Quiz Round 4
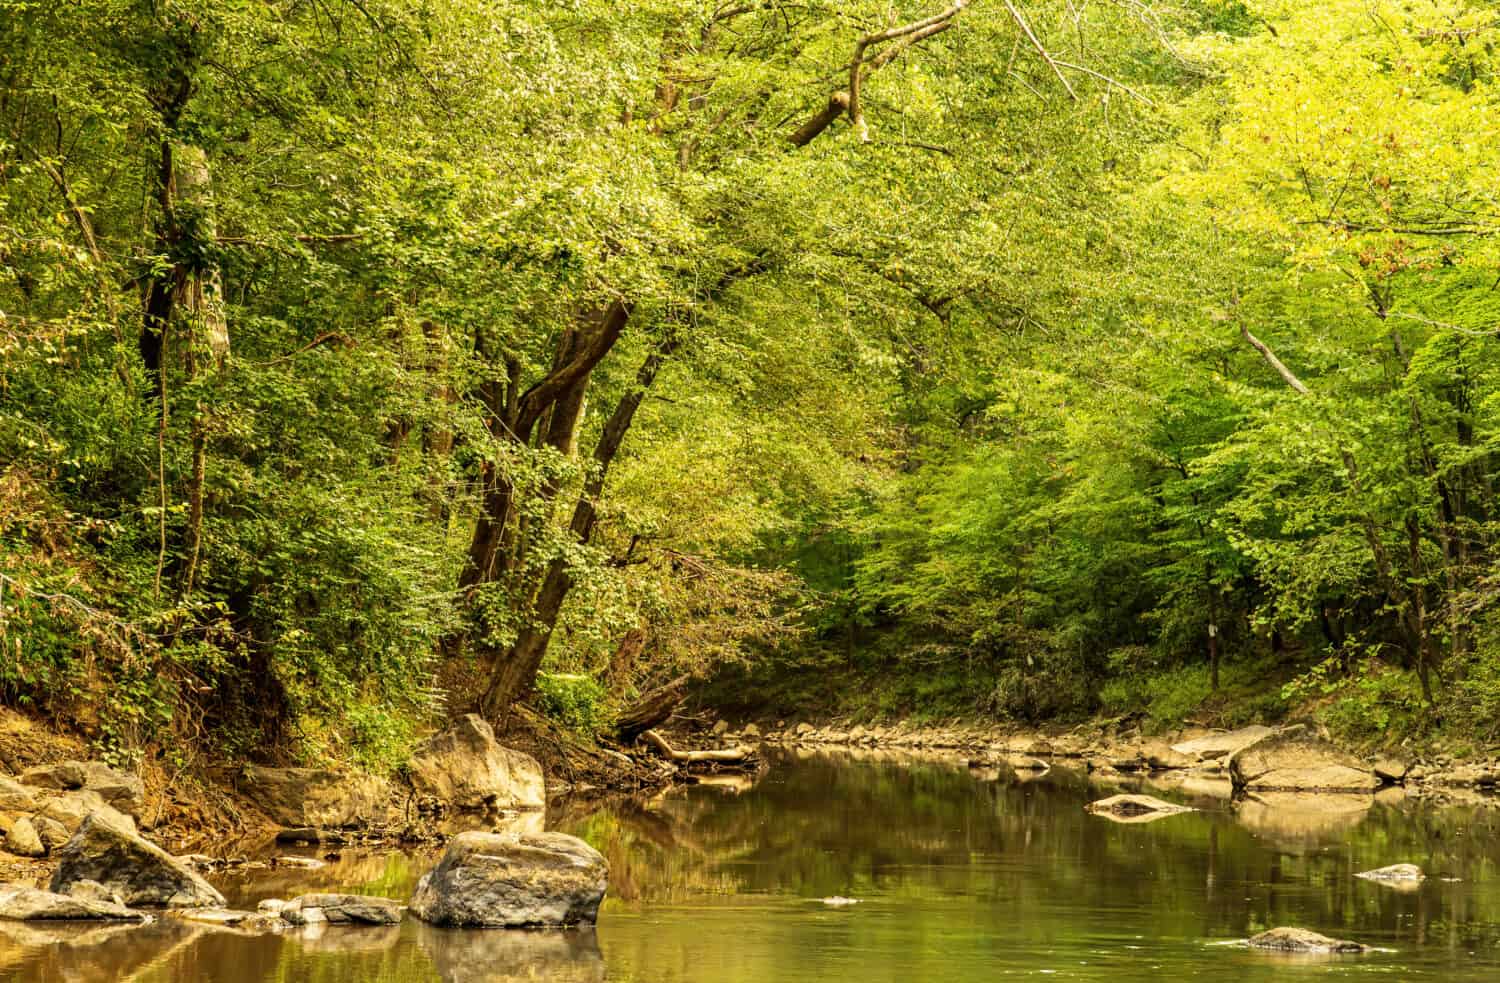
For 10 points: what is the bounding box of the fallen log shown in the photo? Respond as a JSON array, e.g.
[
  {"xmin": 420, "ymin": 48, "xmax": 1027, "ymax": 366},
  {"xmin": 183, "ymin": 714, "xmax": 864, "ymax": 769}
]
[
  {"xmin": 640, "ymin": 730, "xmax": 752, "ymax": 764},
  {"xmin": 614, "ymin": 677, "xmax": 690, "ymax": 742}
]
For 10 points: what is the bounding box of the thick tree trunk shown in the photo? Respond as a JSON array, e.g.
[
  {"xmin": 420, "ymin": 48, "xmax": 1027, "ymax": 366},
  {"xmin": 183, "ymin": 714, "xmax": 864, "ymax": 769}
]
[{"xmin": 614, "ymin": 676, "xmax": 688, "ymax": 742}]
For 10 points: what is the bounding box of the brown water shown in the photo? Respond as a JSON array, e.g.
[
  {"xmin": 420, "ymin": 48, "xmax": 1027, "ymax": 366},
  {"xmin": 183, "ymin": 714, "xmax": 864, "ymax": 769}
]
[{"xmin": 6, "ymin": 749, "xmax": 1500, "ymax": 981}]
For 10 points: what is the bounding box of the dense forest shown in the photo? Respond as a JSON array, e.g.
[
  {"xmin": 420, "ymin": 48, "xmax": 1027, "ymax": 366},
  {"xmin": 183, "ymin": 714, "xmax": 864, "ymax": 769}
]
[{"xmin": 2, "ymin": 0, "xmax": 1498, "ymax": 771}]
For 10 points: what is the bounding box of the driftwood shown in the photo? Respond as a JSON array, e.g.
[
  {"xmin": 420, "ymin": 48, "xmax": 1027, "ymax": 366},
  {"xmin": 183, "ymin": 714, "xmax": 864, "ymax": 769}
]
[
  {"xmin": 614, "ymin": 676, "xmax": 689, "ymax": 742},
  {"xmin": 640, "ymin": 729, "xmax": 752, "ymax": 764}
]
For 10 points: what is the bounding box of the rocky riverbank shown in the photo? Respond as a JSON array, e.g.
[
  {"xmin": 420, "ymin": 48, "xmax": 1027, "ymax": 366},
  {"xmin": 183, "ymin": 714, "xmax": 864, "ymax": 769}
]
[{"xmin": 697, "ymin": 717, "xmax": 1500, "ymax": 807}]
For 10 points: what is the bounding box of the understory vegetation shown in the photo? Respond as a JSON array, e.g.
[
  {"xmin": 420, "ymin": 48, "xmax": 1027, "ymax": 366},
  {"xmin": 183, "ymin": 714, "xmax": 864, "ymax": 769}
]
[{"xmin": 2, "ymin": 0, "xmax": 1499, "ymax": 770}]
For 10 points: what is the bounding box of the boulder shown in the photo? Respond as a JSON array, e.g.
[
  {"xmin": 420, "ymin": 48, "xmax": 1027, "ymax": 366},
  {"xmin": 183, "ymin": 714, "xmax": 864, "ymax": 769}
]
[
  {"xmin": 1372, "ymin": 758, "xmax": 1408, "ymax": 784},
  {"xmin": 1085, "ymin": 794, "xmax": 1195, "ymax": 823},
  {"xmin": 409, "ymin": 831, "xmax": 607, "ymax": 927},
  {"xmin": 1170, "ymin": 726, "xmax": 1276, "ymax": 762},
  {"xmin": 710, "ymin": 720, "xmax": 729, "ymax": 737},
  {"xmin": 1246, "ymin": 927, "xmax": 1365, "ymax": 953},
  {"xmin": 281, "ymin": 893, "xmax": 404, "ymax": 925},
  {"xmin": 0, "ymin": 883, "xmax": 145, "ymax": 921},
  {"xmin": 407, "ymin": 715, "xmax": 545, "ymax": 812},
  {"xmin": 241, "ymin": 765, "xmax": 397, "ymax": 828},
  {"xmin": 793, "ymin": 722, "xmax": 815, "ymax": 737},
  {"xmin": 1355, "ymin": 863, "xmax": 1424, "ymax": 883},
  {"xmin": 4, "ymin": 817, "xmax": 45, "ymax": 858},
  {"xmin": 1142, "ymin": 742, "xmax": 1194, "ymax": 771},
  {"xmin": 37, "ymin": 790, "xmax": 136, "ymax": 836},
  {"xmin": 17, "ymin": 762, "xmax": 87, "ymax": 790},
  {"xmin": 77, "ymin": 763, "xmax": 146, "ymax": 819},
  {"xmin": 49, "ymin": 811, "xmax": 226, "ymax": 908},
  {"xmin": 0, "ymin": 776, "xmax": 37, "ymax": 813},
  {"xmin": 1229, "ymin": 729, "xmax": 1379, "ymax": 793}
]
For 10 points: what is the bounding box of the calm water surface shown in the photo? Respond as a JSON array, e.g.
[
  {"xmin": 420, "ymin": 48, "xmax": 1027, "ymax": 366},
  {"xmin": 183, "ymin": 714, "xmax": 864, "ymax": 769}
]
[{"xmin": 6, "ymin": 749, "xmax": 1500, "ymax": 981}]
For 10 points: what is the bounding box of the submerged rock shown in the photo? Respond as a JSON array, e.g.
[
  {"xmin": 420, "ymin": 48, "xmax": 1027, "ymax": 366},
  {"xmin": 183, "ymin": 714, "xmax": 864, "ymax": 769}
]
[
  {"xmin": 1356, "ymin": 863, "xmax": 1425, "ymax": 883},
  {"xmin": 1246, "ymin": 927, "xmax": 1366, "ymax": 953},
  {"xmin": 0, "ymin": 883, "xmax": 145, "ymax": 921},
  {"xmin": 1228, "ymin": 728, "xmax": 1379, "ymax": 793},
  {"xmin": 409, "ymin": 831, "xmax": 607, "ymax": 927},
  {"xmin": 49, "ymin": 811, "xmax": 226, "ymax": 908},
  {"xmin": 1085, "ymin": 794, "xmax": 1195, "ymax": 822},
  {"xmin": 281, "ymin": 893, "xmax": 404, "ymax": 925},
  {"xmin": 407, "ymin": 714, "xmax": 545, "ymax": 812}
]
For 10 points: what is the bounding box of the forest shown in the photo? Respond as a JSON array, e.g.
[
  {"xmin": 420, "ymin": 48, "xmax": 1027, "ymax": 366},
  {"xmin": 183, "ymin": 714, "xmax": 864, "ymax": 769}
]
[{"xmin": 2, "ymin": 0, "xmax": 1499, "ymax": 774}]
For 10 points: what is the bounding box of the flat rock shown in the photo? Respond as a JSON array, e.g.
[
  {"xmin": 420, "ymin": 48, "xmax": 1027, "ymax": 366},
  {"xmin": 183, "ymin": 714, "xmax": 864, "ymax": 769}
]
[
  {"xmin": 241, "ymin": 765, "xmax": 396, "ymax": 828},
  {"xmin": 1085, "ymin": 794, "xmax": 1195, "ymax": 823},
  {"xmin": 0, "ymin": 883, "xmax": 145, "ymax": 921},
  {"xmin": 1229, "ymin": 728, "xmax": 1379, "ymax": 793},
  {"xmin": 1170, "ymin": 726, "xmax": 1276, "ymax": 762},
  {"xmin": 1246, "ymin": 927, "xmax": 1366, "ymax": 953},
  {"xmin": 49, "ymin": 811, "xmax": 226, "ymax": 908},
  {"xmin": 409, "ymin": 831, "xmax": 607, "ymax": 927},
  {"xmin": 1373, "ymin": 758, "xmax": 1409, "ymax": 783},
  {"xmin": 281, "ymin": 893, "xmax": 403, "ymax": 925},
  {"xmin": 171, "ymin": 907, "xmax": 282, "ymax": 930},
  {"xmin": 17, "ymin": 762, "xmax": 87, "ymax": 790},
  {"xmin": 407, "ymin": 715, "xmax": 545, "ymax": 812}
]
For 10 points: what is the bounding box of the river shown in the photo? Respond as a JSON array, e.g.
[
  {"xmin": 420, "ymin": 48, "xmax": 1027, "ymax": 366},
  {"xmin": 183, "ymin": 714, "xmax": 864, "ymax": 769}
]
[{"xmin": 5, "ymin": 748, "xmax": 1500, "ymax": 981}]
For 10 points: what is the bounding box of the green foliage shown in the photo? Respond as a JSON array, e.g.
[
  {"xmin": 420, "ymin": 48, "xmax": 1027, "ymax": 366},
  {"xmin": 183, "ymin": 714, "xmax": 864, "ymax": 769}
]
[{"xmin": 534, "ymin": 673, "xmax": 610, "ymax": 737}]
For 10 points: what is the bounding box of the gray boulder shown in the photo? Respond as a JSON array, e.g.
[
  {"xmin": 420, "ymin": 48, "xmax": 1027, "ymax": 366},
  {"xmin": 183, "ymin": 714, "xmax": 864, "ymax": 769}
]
[
  {"xmin": 409, "ymin": 831, "xmax": 607, "ymax": 927},
  {"xmin": 407, "ymin": 715, "xmax": 545, "ymax": 811},
  {"xmin": 49, "ymin": 811, "xmax": 226, "ymax": 908},
  {"xmin": 241, "ymin": 765, "xmax": 397, "ymax": 828},
  {"xmin": 0, "ymin": 883, "xmax": 145, "ymax": 921},
  {"xmin": 1246, "ymin": 927, "xmax": 1366, "ymax": 953},
  {"xmin": 4, "ymin": 816, "xmax": 45, "ymax": 858}
]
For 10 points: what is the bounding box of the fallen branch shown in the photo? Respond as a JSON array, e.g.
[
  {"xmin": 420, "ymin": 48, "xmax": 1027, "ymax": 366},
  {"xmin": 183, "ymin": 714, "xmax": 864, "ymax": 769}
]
[
  {"xmin": 640, "ymin": 729, "xmax": 753, "ymax": 764},
  {"xmin": 614, "ymin": 676, "xmax": 689, "ymax": 742}
]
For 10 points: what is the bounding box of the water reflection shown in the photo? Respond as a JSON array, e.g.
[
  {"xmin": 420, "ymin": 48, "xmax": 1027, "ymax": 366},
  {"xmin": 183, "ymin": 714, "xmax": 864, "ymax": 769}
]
[{"xmin": 4, "ymin": 749, "xmax": 1500, "ymax": 981}]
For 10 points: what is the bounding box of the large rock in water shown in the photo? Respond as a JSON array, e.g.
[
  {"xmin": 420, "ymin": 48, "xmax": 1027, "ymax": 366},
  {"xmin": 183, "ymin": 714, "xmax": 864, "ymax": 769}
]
[
  {"xmin": 0, "ymin": 884, "xmax": 145, "ymax": 921},
  {"xmin": 241, "ymin": 765, "xmax": 397, "ymax": 828},
  {"xmin": 1246, "ymin": 927, "xmax": 1366, "ymax": 953},
  {"xmin": 409, "ymin": 831, "xmax": 607, "ymax": 927},
  {"xmin": 1229, "ymin": 728, "xmax": 1379, "ymax": 793},
  {"xmin": 279, "ymin": 893, "xmax": 404, "ymax": 925},
  {"xmin": 1170, "ymin": 726, "xmax": 1276, "ymax": 763},
  {"xmin": 49, "ymin": 812, "xmax": 226, "ymax": 908},
  {"xmin": 408, "ymin": 715, "xmax": 545, "ymax": 811}
]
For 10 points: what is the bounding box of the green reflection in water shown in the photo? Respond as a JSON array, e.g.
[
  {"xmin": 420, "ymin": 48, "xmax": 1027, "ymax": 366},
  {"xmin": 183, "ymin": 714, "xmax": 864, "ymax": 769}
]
[{"xmin": 5, "ymin": 750, "xmax": 1500, "ymax": 981}]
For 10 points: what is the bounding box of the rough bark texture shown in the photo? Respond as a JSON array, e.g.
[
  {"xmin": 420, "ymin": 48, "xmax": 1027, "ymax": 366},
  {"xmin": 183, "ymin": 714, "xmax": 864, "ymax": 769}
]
[{"xmin": 613, "ymin": 676, "xmax": 689, "ymax": 742}]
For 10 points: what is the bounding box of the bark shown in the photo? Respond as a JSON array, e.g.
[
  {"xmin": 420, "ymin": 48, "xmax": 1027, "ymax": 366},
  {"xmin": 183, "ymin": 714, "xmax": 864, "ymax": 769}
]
[
  {"xmin": 614, "ymin": 676, "xmax": 689, "ymax": 742},
  {"xmin": 478, "ymin": 337, "xmax": 677, "ymax": 715},
  {"xmin": 606, "ymin": 626, "xmax": 649, "ymax": 690}
]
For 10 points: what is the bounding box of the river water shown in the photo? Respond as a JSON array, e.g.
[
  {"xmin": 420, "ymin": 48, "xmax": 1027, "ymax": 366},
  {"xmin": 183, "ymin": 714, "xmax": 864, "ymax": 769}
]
[{"xmin": 6, "ymin": 748, "xmax": 1500, "ymax": 981}]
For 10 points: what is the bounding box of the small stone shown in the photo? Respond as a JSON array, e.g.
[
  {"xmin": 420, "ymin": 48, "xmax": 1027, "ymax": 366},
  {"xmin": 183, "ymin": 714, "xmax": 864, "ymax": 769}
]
[
  {"xmin": 274, "ymin": 856, "xmax": 326, "ymax": 869},
  {"xmin": 710, "ymin": 720, "xmax": 729, "ymax": 737},
  {"xmin": 4, "ymin": 817, "xmax": 46, "ymax": 857},
  {"xmin": 742, "ymin": 723, "xmax": 761, "ymax": 739},
  {"xmin": 257, "ymin": 898, "xmax": 288, "ymax": 915},
  {"xmin": 1086, "ymin": 795, "xmax": 1195, "ymax": 822}
]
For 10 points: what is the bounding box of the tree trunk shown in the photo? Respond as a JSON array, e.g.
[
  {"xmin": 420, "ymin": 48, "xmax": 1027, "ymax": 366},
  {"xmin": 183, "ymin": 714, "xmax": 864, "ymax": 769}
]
[
  {"xmin": 614, "ymin": 675, "xmax": 688, "ymax": 742},
  {"xmin": 478, "ymin": 338, "xmax": 675, "ymax": 715}
]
